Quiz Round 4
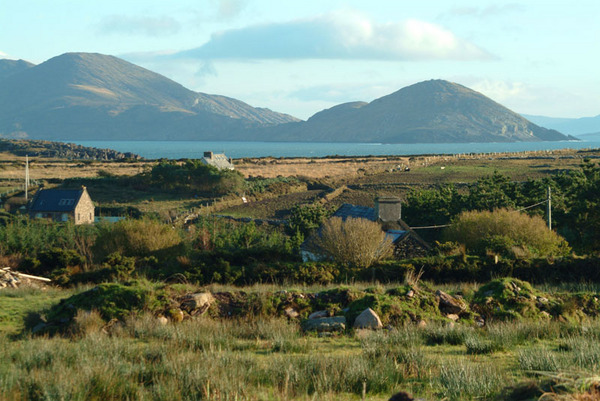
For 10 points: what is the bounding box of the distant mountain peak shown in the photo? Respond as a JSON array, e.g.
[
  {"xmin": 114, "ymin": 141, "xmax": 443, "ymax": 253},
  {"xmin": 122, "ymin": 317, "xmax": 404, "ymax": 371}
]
[
  {"xmin": 0, "ymin": 52, "xmax": 299, "ymax": 141},
  {"xmin": 263, "ymin": 79, "xmax": 574, "ymax": 143}
]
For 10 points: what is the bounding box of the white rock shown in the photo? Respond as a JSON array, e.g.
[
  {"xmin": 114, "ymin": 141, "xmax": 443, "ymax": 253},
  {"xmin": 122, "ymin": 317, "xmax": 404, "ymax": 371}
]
[{"xmin": 353, "ymin": 308, "xmax": 383, "ymax": 329}]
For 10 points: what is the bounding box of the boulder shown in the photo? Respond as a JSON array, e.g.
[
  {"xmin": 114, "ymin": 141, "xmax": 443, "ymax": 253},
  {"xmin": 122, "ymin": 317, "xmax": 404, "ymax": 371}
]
[
  {"xmin": 446, "ymin": 313, "xmax": 459, "ymax": 321},
  {"xmin": 156, "ymin": 316, "xmax": 169, "ymax": 325},
  {"xmin": 180, "ymin": 292, "xmax": 215, "ymax": 315},
  {"xmin": 284, "ymin": 307, "xmax": 299, "ymax": 319},
  {"xmin": 353, "ymin": 308, "xmax": 383, "ymax": 329},
  {"xmin": 302, "ymin": 316, "xmax": 346, "ymax": 333},
  {"xmin": 436, "ymin": 290, "xmax": 466, "ymax": 315},
  {"xmin": 308, "ymin": 310, "xmax": 329, "ymax": 319}
]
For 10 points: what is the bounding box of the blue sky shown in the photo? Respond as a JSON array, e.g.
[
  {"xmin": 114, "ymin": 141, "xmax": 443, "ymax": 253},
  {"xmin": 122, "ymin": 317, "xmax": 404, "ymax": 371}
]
[{"xmin": 1, "ymin": 0, "xmax": 598, "ymax": 120}]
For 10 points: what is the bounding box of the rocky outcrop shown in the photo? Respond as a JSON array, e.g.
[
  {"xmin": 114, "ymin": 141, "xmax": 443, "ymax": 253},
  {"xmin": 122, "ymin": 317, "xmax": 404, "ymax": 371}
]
[
  {"xmin": 436, "ymin": 290, "xmax": 467, "ymax": 315},
  {"xmin": 302, "ymin": 316, "xmax": 346, "ymax": 333},
  {"xmin": 180, "ymin": 292, "xmax": 215, "ymax": 316},
  {"xmin": 0, "ymin": 139, "xmax": 142, "ymax": 160}
]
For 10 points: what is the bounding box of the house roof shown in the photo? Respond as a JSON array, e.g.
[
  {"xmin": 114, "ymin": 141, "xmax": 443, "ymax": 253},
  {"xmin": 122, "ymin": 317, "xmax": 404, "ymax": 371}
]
[
  {"xmin": 29, "ymin": 188, "xmax": 85, "ymax": 212},
  {"xmin": 201, "ymin": 153, "xmax": 234, "ymax": 170},
  {"xmin": 385, "ymin": 230, "xmax": 409, "ymax": 243},
  {"xmin": 332, "ymin": 203, "xmax": 377, "ymax": 221}
]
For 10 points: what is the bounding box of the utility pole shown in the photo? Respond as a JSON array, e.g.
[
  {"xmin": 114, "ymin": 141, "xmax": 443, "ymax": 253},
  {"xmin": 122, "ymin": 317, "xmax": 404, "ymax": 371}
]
[
  {"xmin": 547, "ymin": 186, "xmax": 552, "ymax": 230},
  {"xmin": 25, "ymin": 155, "xmax": 30, "ymax": 202}
]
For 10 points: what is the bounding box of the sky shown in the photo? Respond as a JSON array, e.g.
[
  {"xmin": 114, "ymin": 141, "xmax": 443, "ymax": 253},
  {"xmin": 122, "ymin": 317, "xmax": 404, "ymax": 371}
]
[{"xmin": 1, "ymin": 0, "xmax": 599, "ymax": 120}]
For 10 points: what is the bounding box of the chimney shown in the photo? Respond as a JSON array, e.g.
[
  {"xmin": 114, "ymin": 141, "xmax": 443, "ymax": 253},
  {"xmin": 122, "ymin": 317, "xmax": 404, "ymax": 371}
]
[
  {"xmin": 203, "ymin": 151, "xmax": 213, "ymax": 159},
  {"xmin": 375, "ymin": 196, "xmax": 402, "ymax": 222}
]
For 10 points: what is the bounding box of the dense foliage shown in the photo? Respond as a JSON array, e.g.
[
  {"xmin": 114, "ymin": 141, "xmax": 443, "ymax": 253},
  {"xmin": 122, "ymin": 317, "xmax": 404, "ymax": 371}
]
[
  {"xmin": 404, "ymin": 161, "xmax": 600, "ymax": 253},
  {"xmin": 443, "ymin": 209, "xmax": 570, "ymax": 259},
  {"xmin": 150, "ymin": 159, "xmax": 244, "ymax": 195}
]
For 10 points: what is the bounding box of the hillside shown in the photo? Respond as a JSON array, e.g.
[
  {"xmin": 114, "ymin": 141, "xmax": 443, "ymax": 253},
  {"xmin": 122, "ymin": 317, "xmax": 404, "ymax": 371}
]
[
  {"xmin": 0, "ymin": 53, "xmax": 299, "ymax": 141},
  {"xmin": 262, "ymin": 80, "xmax": 575, "ymax": 143},
  {"xmin": 0, "ymin": 59, "xmax": 35, "ymax": 81}
]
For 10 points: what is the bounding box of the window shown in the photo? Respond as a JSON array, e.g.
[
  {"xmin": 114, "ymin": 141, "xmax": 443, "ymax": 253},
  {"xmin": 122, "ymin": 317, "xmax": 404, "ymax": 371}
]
[{"xmin": 58, "ymin": 199, "xmax": 75, "ymax": 206}]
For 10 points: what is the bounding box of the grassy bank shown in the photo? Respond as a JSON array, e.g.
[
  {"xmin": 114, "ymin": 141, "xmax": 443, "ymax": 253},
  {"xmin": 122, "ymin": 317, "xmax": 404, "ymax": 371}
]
[{"xmin": 2, "ymin": 284, "xmax": 600, "ymax": 400}]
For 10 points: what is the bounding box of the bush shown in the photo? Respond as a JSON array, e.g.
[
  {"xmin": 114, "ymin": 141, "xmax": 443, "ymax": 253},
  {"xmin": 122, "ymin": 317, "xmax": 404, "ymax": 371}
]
[
  {"xmin": 307, "ymin": 217, "xmax": 393, "ymax": 268},
  {"xmin": 443, "ymin": 208, "xmax": 570, "ymax": 259},
  {"xmin": 93, "ymin": 219, "xmax": 183, "ymax": 261}
]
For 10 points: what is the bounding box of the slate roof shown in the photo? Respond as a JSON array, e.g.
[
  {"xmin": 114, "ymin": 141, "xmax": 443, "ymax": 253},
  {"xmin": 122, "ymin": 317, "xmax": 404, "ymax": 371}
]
[
  {"xmin": 385, "ymin": 229, "xmax": 409, "ymax": 243},
  {"xmin": 201, "ymin": 153, "xmax": 234, "ymax": 170},
  {"xmin": 332, "ymin": 204, "xmax": 377, "ymax": 221},
  {"xmin": 29, "ymin": 188, "xmax": 84, "ymax": 212}
]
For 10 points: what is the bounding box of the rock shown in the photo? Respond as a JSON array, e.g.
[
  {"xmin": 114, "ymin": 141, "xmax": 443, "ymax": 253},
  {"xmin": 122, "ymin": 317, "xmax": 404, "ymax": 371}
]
[
  {"xmin": 417, "ymin": 320, "xmax": 427, "ymax": 328},
  {"xmin": 540, "ymin": 311, "xmax": 551, "ymax": 319},
  {"xmin": 302, "ymin": 316, "xmax": 346, "ymax": 333},
  {"xmin": 436, "ymin": 290, "xmax": 466, "ymax": 315},
  {"xmin": 170, "ymin": 309, "xmax": 184, "ymax": 323},
  {"xmin": 353, "ymin": 308, "xmax": 383, "ymax": 329},
  {"xmin": 32, "ymin": 322, "xmax": 47, "ymax": 334},
  {"xmin": 446, "ymin": 314, "xmax": 459, "ymax": 321},
  {"xmin": 475, "ymin": 316, "xmax": 485, "ymax": 327},
  {"xmin": 156, "ymin": 316, "xmax": 169, "ymax": 325},
  {"xmin": 406, "ymin": 290, "xmax": 415, "ymax": 298},
  {"xmin": 180, "ymin": 292, "xmax": 215, "ymax": 315},
  {"xmin": 284, "ymin": 307, "xmax": 299, "ymax": 319},
  {"xmin": 308, "ymin": 310, "xmax": 329, "ymax": 319},
  {"xmin": 388, "ymin": 391, "xmax": 415, "ymax": 401}
]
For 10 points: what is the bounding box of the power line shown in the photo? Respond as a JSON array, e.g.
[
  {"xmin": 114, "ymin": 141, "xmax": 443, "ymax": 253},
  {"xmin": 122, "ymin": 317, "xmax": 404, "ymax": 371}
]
[{"xmin": 409, "ymin": 194, "xmax": 551, "ymax": 231}]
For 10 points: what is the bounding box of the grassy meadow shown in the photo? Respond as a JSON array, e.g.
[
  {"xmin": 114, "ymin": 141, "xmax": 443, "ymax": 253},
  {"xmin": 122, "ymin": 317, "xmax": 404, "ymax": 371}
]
[{"xmin": 2, "ymin": 284, "xmax": 600, "ymax": 400}]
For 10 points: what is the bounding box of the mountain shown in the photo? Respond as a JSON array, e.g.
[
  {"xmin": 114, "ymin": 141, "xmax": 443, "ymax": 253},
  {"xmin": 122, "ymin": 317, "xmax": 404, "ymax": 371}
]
[
  {"xmin": 523, "ymin": 114, "xmax": 600, "ymax": 136},
  {"xmin": 0, "ymin": 59, "xmax": 35, "ymax": 81},
  {"xmin": 0, "ymin": 55, "xmax": 575, "ymax": 144},
  {"xmin": 261, "ymin": 80, "xmax": 574, "ymax": 143},
  {"xmin": 0, "ymin": 52, "xmax": 299, "ymax": 141}
]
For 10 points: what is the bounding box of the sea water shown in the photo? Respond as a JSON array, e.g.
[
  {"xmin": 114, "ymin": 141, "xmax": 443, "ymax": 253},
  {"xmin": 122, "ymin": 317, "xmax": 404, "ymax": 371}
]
[{"xmin": 73, "ymin": 137, "xmax": 600, "ymax": 160}]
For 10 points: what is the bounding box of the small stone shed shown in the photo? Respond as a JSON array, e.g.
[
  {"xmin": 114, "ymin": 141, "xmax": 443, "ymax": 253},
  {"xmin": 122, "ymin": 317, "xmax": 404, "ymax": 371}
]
[
  {"xmin": 201, "ymin": 151, "xmax": 235, "ymax": 170},
  {"xmin": 28, "ymin": 186, "xmax": 95, "ymax": 225}
]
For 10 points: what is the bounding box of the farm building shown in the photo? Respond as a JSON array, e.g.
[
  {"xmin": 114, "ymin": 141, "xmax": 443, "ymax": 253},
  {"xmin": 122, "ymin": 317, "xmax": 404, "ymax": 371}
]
[
  {"xmin": 28, "ymin": 186, "xmax": 94, "ymax": 225},
  {"xmin": 201, "ymin": 151, "xmax": 235, "ymax": 170},
  {"xmin": 302, "ymin": 197, "xmax": 430, "ymax": 262}
]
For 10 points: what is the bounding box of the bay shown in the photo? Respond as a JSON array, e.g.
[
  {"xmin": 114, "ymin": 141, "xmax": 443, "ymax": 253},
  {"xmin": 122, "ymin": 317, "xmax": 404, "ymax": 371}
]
[{"xmin": 74, "ymin": 137, "xmax": 600, "ymax": 160}]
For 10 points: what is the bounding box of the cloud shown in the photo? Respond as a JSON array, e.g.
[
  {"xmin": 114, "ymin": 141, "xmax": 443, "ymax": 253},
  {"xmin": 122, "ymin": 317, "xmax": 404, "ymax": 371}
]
[
  {"xmin": 214, "ymin": 0, "xmax": 246, "ymax": 20},
  {"xmin": 442, "ymin": 4, "xmax": 523, "ymax": 19},
  {"xmin": 471, "ymin": 80, "xmax": 529, "ymax": 104},
  {"xmin": 0, "ymin": 50, "xmax": 15, "ymax": 60},
  {"xmin": 195, "ymin": 60, "xmax": 218, "ymax": 78},
  {"xmin": 98, "ymin": 15, "xmax": 181, "ymax": 37},
  {"xmin": 174, "ymin": 10, "xmax": 490, "ymax": 61}
]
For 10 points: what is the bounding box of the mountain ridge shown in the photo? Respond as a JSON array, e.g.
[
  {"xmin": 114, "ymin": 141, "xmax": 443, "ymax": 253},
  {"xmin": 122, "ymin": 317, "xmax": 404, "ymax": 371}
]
[
  {"xmin": 523, "ymin": 114, "xmax": 600, "ymax": 136},
  {"xmin": 259, "ymin": 80, "xmax": 574, "ymax": 143},
  {"xmin": 0, "ymin": 53, "xmax": 299, "ymax": 141},
  {"xmin": 0, "ymin": 52, "xmax": 577, "ymax": 143}
]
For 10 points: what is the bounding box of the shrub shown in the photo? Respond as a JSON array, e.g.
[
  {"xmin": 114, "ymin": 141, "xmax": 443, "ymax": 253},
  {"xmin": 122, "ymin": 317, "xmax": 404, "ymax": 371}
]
[
  {"xmin": 307, "ymin": 217, "xmax": 393, "ymax": 268},
  {"xmin": 93, "ymin": 219, "xmax": 183, "ymax": 261},
  {"xmin": 443, "ymin": 208, "xmax": 570, "ymax": 259}
]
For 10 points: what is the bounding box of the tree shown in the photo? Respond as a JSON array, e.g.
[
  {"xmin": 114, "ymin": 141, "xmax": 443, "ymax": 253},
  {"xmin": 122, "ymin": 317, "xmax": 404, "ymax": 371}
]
[
  {"xmin": 443, "ymin": 208, "xmax": 570, "ymax": 259},
  {"xmin": 287, "ymin": 204, "xmax": 332, "ymax": 239},
  {"xmin": 308, "ymin": 217, "xmax": 393, "ymax": 268}
]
